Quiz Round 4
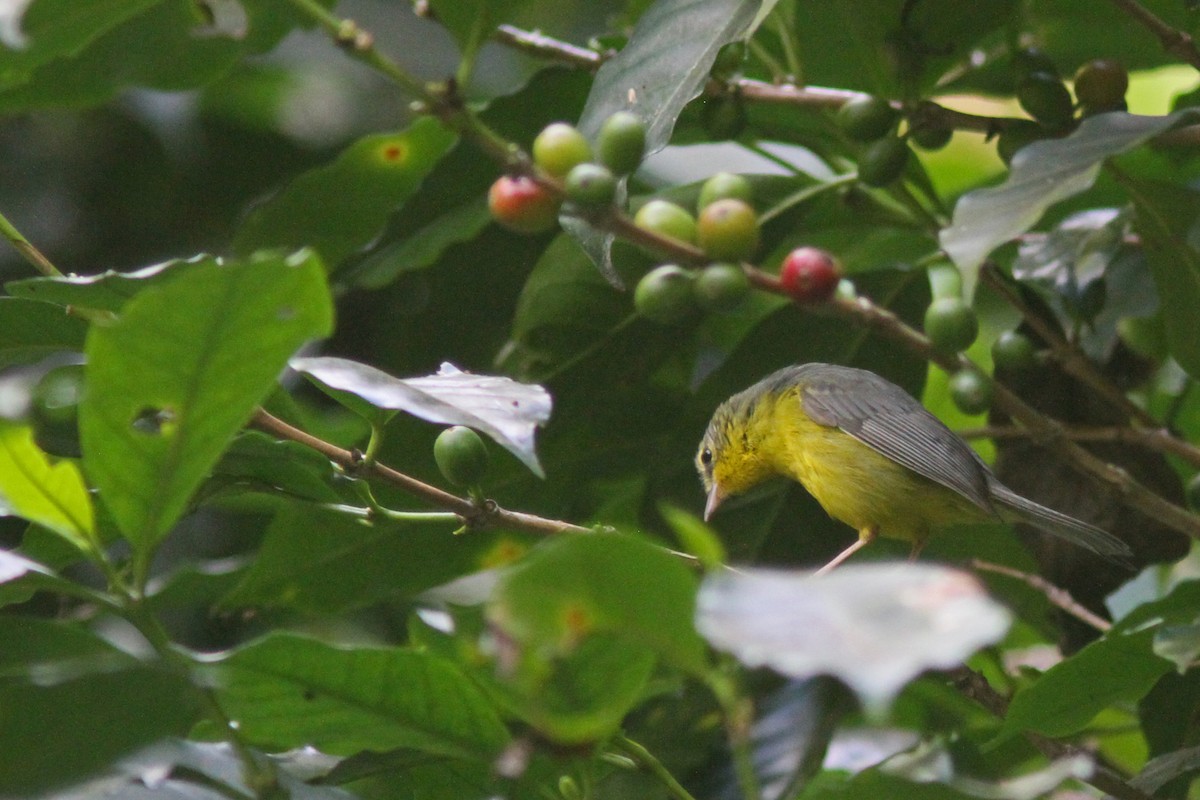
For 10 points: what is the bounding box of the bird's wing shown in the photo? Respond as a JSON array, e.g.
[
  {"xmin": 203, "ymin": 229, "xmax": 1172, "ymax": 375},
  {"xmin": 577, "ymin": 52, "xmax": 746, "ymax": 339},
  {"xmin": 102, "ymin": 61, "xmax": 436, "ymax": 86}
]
[{"xmin": 796, "ymin": 364, "xmax": 994, "ymax": 512}]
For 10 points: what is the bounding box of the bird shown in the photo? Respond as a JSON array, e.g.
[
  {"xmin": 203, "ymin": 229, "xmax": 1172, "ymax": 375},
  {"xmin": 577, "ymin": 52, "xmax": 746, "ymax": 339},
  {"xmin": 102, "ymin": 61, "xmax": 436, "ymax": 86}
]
[{"xmin": 696, "ymin": 363, "xmax": 1133, "ymax": 574}]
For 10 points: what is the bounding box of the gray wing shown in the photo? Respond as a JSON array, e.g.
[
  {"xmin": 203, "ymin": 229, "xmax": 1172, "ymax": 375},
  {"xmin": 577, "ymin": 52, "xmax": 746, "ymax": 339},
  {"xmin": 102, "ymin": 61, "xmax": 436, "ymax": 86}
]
[{"xmin": 795, "ymin": 363, "xmax": 995, "ymax": 513}]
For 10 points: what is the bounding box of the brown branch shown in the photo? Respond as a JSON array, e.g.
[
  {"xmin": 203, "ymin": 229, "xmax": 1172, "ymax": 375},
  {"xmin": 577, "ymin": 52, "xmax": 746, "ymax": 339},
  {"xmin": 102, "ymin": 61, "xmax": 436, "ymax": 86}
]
[
  {"xmin": 979, "ymin": 262, "xmax": 1158, "ymax": 429},
  {"xmin": 960, "ymin": 423, "xmax": 1200, "ymax": 470},
  {"xmin": 971, "ymin": 559, "xmax": 1112, "ymax": 633},
  {"xmin": 1106, "ymin": 0, "xmax": 1200, "ymax": 71},
  {"xmin": 948, "ymin": 667, "xmax": 1153, "ymax": 800},
  {"xmin": 493, "ymin": 24, "xmax": 606, "ymax": 69},
  {"xmin": 249, "ymin": 409, "xmax": 592, "ymax": 537}
]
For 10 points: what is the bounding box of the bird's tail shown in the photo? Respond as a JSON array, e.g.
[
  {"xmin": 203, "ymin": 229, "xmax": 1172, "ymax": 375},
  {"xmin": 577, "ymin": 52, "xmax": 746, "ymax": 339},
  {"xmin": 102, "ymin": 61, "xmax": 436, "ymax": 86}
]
[{"xmin": 990, "ymin": 481, "xmax": 1134, "ymax": 568}]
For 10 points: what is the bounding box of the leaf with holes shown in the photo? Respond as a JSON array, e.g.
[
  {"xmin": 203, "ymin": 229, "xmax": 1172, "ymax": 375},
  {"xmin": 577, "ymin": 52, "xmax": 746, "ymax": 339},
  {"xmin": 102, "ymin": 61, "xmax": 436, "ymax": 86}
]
[{"xmin": 80, "ymin": 251, "xmax": 333, "ymax": 554}]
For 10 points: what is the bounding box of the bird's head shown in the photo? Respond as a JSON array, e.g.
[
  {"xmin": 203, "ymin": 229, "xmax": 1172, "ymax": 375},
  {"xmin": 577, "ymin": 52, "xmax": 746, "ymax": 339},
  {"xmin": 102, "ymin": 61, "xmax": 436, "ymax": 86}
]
[{"xmin": 696, "ymin": 389, "xmax": 778, "ymax": 520}]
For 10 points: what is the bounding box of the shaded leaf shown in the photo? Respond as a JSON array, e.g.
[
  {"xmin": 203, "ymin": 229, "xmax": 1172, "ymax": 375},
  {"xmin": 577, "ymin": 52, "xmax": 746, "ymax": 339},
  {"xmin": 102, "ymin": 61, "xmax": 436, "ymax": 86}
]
[
  {"xmin": 234, "ymin": 118, "xmax": 458, "ymax": 269},
  {"xmin": 0, "ymin": 420, "xmax": 95, "ymax": 555},
  {"xmin": 206, "ymin": 431, "xmax": 345, "ymax": 505},
  {"xmin": 80, "ymin": 251, "xmax": 333, "ymax": 553},
  {"xmin": 0, "ymin": 298, "xmax": 87, "ymax": 366},
  {"xmin": 696, "ymin": 564, "xmax": 1011, "ymax": 712},
  {"xmin": 212, "ymin": 633, "xmax": 509, "ymax": 759},
  {"xmin": 0, "ymin": 666, "xmax": 200, "ymax": 797},
  {"xmin": 291, "ymin": 357, "xmax": 551, "ymax": 476},
  {"xmin": 6, "ymin": 257, "xmax": 195, "ymax": 312},
  {"xmin": 351, "ymin": 197, "xmax": 492, "ymax": 289},
  {"xmin": 1003, "ymin": 629, "xmax": 1171, "ymax": 738},
  {"xmin": 489, "ymin": 531, "xmax": 708, "ymax": 675},
  {"xmin": 427, "ymin": 0, "xmax": 531, "ymax": 50},
  {"xmin": 1154, "ymin": 622, "xmax": 1200, "ymax": 675},
  {"xmin": 1120, "ymin": 176, "xmax": 1200, "ymax": 380},
  {"xmin": 940, "ymin": 111, "xmax": 1198, "ymax": 288},
  {"xmin": 1132, "ymin": 745, "xmax": 1200, "ymax": 796}
]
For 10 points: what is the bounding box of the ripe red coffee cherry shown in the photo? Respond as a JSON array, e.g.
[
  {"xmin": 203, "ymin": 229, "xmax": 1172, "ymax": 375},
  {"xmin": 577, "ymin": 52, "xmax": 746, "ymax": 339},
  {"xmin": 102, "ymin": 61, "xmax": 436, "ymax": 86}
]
[
  {"xmin": 488, "ymin": 175, "xmax": 560, "ymax": 234},
  {"xmin": 779, "ymin": 247, "xmax": 841, "ymax": 303}
]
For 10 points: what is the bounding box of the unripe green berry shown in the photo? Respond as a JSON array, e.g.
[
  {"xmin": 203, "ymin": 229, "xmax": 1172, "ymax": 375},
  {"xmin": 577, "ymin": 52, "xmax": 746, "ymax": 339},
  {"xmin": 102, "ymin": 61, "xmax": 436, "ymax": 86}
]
[
  {"xmin": 1017, "ymin": 71, "xmax": 1074, "ymax": 127},
  {"xmin": 949, "ymin": 370, "xmax": 993, "ymax": 415},
  {"xmin": 696, "ymin": 198, "xmax": 759, "ymax": 261},
  {"xmin": 564, "ymin": 163, "xmax": 616, "ymax": 208},
  {"xmin": 837, "ymin": 95, "xmax": 900, "ymax": 142},
  {"xmin": 532, "ymin": 123, "xmax": 592, "ymax": 178},
  {"xmin": 698, "ymin": 172, "xmax": 752, "ymax": 210},
  {"xmin": 997, "ymin": 120, "xmax": 1045, "ymax": 164},
  {"xmin": 1117, "ymin": 314, "xmax": 1168, "ymax": 360},
  {"xmin": 634, "ymin": 199, "xmax": 697, "ymax": 244},
  {"xmin": 910, "ymin": 122, "xmax": 953, "ymax": 150},
  {"xmin": 634, "ymin": 265, "xmax": 695, "ymax": 324},
  {"xmin": 694, "ymin": 262, "xmax": 750, "ymax": 312},
  {"xmin": 858, "ymin": 136, "xmax": 910, "ymax": 187},
  {"xmin": 434, "ymin": 426, "xmax": 490, "ymax": 488},
  {"xmin": 711, "ymin": 41, "xmax": 747, "ymax": 78},
  {"xmin": 597, "ymin": 111, "xmax": 646, "ymax": 175},
  {"xmin": 924, "ymin": 297, "xmax": 978, "ymax": 353},
  {"xmin": 991, "ymin": 330, "xmax": 1038, "ymax": 373}
]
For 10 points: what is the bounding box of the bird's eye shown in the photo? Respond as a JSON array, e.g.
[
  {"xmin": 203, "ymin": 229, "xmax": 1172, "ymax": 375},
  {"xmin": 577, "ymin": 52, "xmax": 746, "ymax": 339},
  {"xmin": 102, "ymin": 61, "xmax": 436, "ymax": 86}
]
[{"xmin": 700, "ymin": 448, "xmax": 712, "ymax": 465}]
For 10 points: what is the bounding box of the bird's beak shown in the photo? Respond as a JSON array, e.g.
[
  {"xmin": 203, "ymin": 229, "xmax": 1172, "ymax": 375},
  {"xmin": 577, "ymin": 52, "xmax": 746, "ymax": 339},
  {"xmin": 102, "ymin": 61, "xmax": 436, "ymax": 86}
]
[{"xmin": 704, "ymin": 484, "xmax": 725, "ymax": 521}]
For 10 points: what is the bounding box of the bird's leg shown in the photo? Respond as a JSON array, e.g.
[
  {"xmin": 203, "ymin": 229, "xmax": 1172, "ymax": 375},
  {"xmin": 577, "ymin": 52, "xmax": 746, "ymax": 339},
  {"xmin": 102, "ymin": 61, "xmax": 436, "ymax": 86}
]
[
  {"xmin": 815, "ymin": 527, "xmax": 878, "ymax": 576},
  {"xmin": 907, "ymin": 537, "xmax": 927, "ymax": 562}
]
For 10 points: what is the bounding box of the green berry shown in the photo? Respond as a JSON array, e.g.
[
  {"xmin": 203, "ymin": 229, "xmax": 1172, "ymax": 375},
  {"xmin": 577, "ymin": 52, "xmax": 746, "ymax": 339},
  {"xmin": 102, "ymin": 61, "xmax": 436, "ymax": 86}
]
[
  {"xmin": 32, "ymin": 363, "xmax": 84, "ymax": 427},
  {"xmin": 696, "ymin": 198, "xmax": 759, "ymax": 261},
  {"xmin": 910, "ymin": 122, "xmax": 953, "ymax": 150},
  {"xmin": 858, "ymin": 136, "xmax": 910, "ymax": 187},
  {"xmin": 434, "ymin": 426, "xmax": 490, "ymax": 488},
  {"xmin": 1017, "ymin": 71, "xmax": 1074, "ymax": 127},
  {"xmin": 1117, "ymin": 314, "xmax": 1168, "ymax": 360},
  {"xmin": 634, "ymin": 265, "xmax": 695, "ymax": 324},
  {"xmin": 532, "ymin": 122, "xmax": 592, "ymax": 178},
  {"xmin": 924, "ymin": 297, "xmax": 978, "ymax": 353},
  {"xmin": 488, "ymin": 175, "xmax": 560, "ymax": 234},
  {"xmin": 837, "ymin": 95, "xmax": 900, "ymax": 142},
  {"xmin": 564, "ymin": 163, "xmax": 616, "ymax": 208},
  {"xmin": 1074, "ymin": 59, "xmax": 1129, "ymax": 112},
  {"xmin": 694, "ymin": 262, "xmax": 750, "ymax": 312},
  {"xmin": 597, "ymin": 111, "xmax": 646, "ymax": 176},
  {"xmin": 991, "ymin": 330, "xmax": 1038, "ymax": 373},
  {"xmin": 996, "ymin": 120, "xmax": 1045, "ymax": 164},
  {"xmin": 698, "ymin": 172, "xmax": 752, "ymax": 210},
  {"xmin": 634, "ymin": 199, "xmax": 697, "ymax": 244},
  {"xmin": 949, "ymin": 370, "xmax": 993, "ymax": 415}
]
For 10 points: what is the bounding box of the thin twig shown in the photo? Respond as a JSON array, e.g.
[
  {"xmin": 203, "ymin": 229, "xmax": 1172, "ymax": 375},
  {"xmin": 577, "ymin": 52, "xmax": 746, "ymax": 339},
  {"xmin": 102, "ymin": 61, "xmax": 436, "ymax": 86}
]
[
  {"xmin": 0, "ymin": 208, "xmax": 62, "ymax": 278},
  {"xmin": 493, "ymin": 24, "xmax": 605, "ymax": 69},
  {"xmin": 250, "ymin": 409, "xmax": 591, "ymax": 537},
  {"xmin": 1105, "ymin": 0, "xmax": 1200, "ymax": 71},
  {"xmin": 611, "ymin": 736, "xmax": 700, "ymax": 800},
  {"xmin": 971, "ymin": 559, "xmax": 1112, "ymax": 633},
  {"xmin": 979, "ymin": 263, "xmax": 1159, "ymax": 429},
  {"xmin": 960, "ymin": 423, "xmax": 1200, "ymax": 469}
]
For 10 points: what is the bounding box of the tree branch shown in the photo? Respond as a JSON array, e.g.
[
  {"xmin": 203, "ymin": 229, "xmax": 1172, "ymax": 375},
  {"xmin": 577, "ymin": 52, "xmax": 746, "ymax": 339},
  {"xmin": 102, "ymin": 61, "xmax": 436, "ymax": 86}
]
[
  {"xmin": 960, "ymin": 423, "xmax": 1200, "ymax": 470},
  {"xmin": 971, "ymin": 559, "xmax": 1112, "ymax": 634},
  {"xmin": 1105, "ymin": 0, "xmax": 1200, "ymax": 71}
]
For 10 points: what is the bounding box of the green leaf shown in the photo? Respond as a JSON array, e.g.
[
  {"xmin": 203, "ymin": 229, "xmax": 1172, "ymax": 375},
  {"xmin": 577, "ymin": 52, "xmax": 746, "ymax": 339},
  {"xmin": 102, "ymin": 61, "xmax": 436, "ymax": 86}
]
[
  {"xmin": 5, "ymin": 257, "xmax": 195, "ymax": 312},
  {"xmin": 0, "ymin": 298, "xmax": 87, "ymax": 367},
  {"xmin": 351, "ymin": 197, "xmax": 492, "ymax": 289},
  {"xmin": 1119, "ymin": 176, "xmax": 1200, "ymax": 380},
  {"xmin": 1003, "ymin": 629, "xmax": 1172, "ymax": 738},
  {"xmin": 0, "ymin": 615, "xmax": 135, "ymax": 681},
  {"xmin": 940, "ymin": 111, "xmax": 1200, "ymax": 288},
  {"xmin": 212, "ymin": 632, "xmax": 509, "ymax": 759},
  {"xmin": 0, "ymin": 421, "xmax": 95, "ymax": 555},
  {"xmin": 80, "ymin": 251, "xmax": 333, "ymax": 554},
  {"xmin": 696, "ymin": 564, "xmax": 1011, "ymax": 713},
  {"xmin": 489, "ymin": 530, "xmax": 708, "ymax": 675},
  {"xmin": 0, "ymin": 665, "xmax": 200, "ymax": 797},
  {"xmin": 569, "ymin": 0, "xmax": 761, "ymax": 273},
  {"xmin": 427, "ymin": 0, "xmax": 531, "ymax": 50},
  {"xmin": 222, "ymin": 504, "xmax": 528, "ymax": 613},
  {"xmin": 205, "ymin": 431, "xmax": 345, "ymax": 504},
  {"xmin": 290, "ymin": 357, "xmax": 551, "ymax": 477},
  {"xmin": 234, "ymin": 118, "xmax": 458, "ymax": 269}
]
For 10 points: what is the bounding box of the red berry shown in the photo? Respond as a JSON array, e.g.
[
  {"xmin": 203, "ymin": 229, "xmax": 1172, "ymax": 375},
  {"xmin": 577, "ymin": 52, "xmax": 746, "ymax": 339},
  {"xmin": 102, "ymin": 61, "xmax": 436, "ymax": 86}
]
[
  {"xmin": 488, "ymin": 175, "xmax": 560, "ymax": 234},
  {"xmin": 779, "ymin": 247, "xmax": 841, "ymax": 303}
]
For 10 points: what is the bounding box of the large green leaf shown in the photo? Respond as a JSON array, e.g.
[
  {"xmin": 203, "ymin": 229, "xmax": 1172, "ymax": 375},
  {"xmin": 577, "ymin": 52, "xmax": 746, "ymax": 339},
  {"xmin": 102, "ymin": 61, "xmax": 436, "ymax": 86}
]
[
  {"xmin": 489, "ymin": 530, "xmax": 708, "ymax": 675},
  {"xmin": 0, "ymin": 421, "xmax": 95, "ymax": 555},
  {"xmin": 0, "ymin": 298, "xmax": 87, "ymax": 366},
  {"xmin": 0, "ymin": 664, "xmax": 200, "ymax": 797},
  {"xmin": 1120, "ymin": 176, "xmax": 1200, "ymax": 380},
  {"xmin": 234, "ymin": 118, "xmax": 458, "ymax": 269},
  {"xmin": 222, "ymin": 504, "xmax": 528, "ymax": 613},
  {"xmin": 1003, "ymin": 629, "xmax": 1172, "ymax": 738},
  {"xmin": 212, "ymin": 633, "xmax": 509, "ymax": 759},
  {"xmin": 940, "ymin": 111, "xmax": 1199, "ymax": 287},
  {"xmin": 80, "ymin": 251, "xmax": 333, "ymax": 554},
  {"xmin": 6, "ymin": 257, "xmax": 195, "ymax": 312}
]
